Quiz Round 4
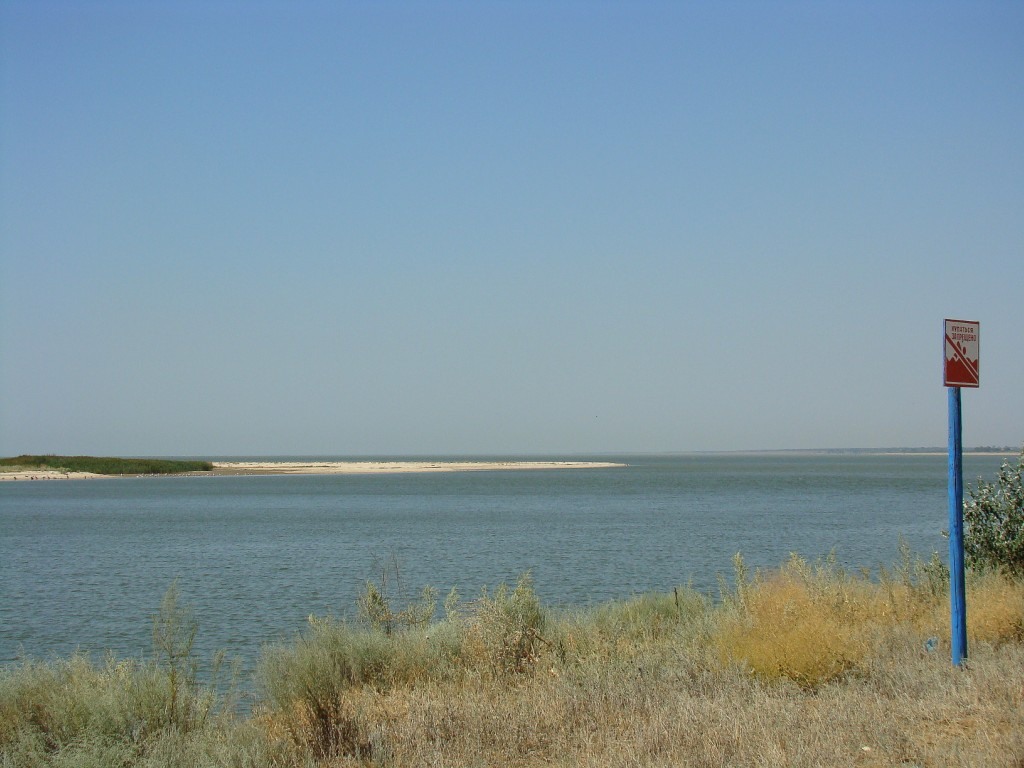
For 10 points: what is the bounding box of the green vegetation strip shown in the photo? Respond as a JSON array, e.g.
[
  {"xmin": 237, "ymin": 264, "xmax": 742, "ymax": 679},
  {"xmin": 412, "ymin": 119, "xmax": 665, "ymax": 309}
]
[{"xmin": 0, "ymin": 455, "xmax": 213, "ymax": 474}]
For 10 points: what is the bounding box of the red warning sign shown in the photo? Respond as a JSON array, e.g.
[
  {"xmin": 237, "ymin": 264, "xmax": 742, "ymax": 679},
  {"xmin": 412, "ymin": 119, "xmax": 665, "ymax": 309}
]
[{"xmin": 944, "ymin": 319, "xmax": 980, "ymax": 388}]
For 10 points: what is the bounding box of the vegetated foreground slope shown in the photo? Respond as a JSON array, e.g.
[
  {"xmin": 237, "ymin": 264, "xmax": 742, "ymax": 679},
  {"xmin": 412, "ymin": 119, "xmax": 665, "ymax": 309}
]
[{"xmin": 2, "ymin": 553, "xmax": 1023, "ymax": 767}]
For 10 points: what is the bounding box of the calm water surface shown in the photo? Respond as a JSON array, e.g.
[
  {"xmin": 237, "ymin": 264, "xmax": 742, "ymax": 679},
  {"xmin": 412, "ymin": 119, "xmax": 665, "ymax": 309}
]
[{"xmin": 0, "ymin": 453, "xmax": 1011, "ymax": 671}]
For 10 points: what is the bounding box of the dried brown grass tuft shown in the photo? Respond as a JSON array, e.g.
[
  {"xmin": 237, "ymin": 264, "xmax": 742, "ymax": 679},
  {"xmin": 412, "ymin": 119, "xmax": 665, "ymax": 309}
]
[
  {"xmin": 967, "ymin": 571, "xmax": 1024, "ymax": 646},
  {"xmin": 711, "ymin": 552, "xmax": 973, "ymax": 687},
  {"xmin": 713, "ymin": 572, "xmax": 869, "ymax": 686}
]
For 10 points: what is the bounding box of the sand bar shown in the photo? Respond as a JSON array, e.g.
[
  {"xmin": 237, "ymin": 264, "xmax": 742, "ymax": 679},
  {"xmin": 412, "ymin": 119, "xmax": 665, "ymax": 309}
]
[{"xmin": 210, "ymin": 460, "xmax": 625, "ymax": 476}]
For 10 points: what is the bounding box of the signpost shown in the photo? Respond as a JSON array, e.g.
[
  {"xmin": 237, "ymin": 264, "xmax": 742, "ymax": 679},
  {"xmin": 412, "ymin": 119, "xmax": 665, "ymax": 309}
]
[
  {"xmin": 944, "ymin": 319, "xmax": 979, "ymax": 667},
  {"xmin": 944, "ymin": 320, "xmax": 980, "ymax": 388}
]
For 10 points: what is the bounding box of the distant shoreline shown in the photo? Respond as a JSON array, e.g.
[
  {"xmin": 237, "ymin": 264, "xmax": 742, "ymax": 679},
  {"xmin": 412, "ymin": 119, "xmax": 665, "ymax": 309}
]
[{"xmin": 0, "ymin": 460, "xmax": 626, "ymax": 481}]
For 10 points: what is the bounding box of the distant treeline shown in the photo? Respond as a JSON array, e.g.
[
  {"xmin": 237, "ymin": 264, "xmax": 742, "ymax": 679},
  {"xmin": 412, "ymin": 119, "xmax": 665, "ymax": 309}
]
[
  {"xmin": 0, "ymin": 455, "xmax": 213, "ymax": 475},
  {"xmin": 835, "ymin": 446, "xmax": 1020, "ymax": 454}
]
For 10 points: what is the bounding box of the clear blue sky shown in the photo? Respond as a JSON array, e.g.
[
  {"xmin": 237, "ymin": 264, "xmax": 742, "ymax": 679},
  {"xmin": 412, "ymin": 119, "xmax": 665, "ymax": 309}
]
[{"xmin": 2, "ymin": 1, "xmax": 1021, "ymax": 456}]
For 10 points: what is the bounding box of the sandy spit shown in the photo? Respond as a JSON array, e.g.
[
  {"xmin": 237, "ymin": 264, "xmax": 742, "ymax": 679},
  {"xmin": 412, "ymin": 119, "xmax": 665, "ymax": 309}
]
[
  {"xmin": 0, "ymin": 461, "xmax": 625, "ymax": 481},
  {"xmin": 210, "ymin": 460, "xmax": 625, "ymax": 476}
]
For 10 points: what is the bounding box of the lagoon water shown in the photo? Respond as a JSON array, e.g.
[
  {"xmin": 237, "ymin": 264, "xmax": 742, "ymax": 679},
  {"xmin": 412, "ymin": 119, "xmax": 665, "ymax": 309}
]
[{"xmin": 0, "ymin": 453, "xmax": 1012, "ymax": 672}]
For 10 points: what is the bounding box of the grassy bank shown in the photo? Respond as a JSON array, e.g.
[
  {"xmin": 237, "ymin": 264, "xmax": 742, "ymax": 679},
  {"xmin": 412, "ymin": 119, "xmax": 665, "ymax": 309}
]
[
  {"xmin": 2, "ymin": 553, "xmax": 1023, "ymax": 767},
  {"xmin": 0, "ymin": 455, "xmax": 213, "ymax": 475}
]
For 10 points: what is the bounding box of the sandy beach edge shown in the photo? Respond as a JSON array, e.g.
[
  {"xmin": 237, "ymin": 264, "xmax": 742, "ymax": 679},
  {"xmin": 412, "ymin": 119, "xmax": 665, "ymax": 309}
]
[{"xmin": 0, "ymin": 470, "xmax": 108, "ymax": 482}]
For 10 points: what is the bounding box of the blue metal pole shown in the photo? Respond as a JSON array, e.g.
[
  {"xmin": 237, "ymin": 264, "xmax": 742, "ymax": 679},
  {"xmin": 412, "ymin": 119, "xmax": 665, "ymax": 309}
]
[{"xmin": 948, "ymin": 386, "xmax": 967, "ymax": 666}]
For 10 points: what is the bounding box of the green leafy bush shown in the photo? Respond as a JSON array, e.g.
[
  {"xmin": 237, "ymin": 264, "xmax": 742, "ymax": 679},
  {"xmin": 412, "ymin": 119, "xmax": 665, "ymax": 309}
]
[
  {"xmin": 964, "ymin": 446, "xmax": 1024, "ymax": 576},
  {"xmin": 0, "ymin": 455, "xmax": 213, "ymax": 474}
]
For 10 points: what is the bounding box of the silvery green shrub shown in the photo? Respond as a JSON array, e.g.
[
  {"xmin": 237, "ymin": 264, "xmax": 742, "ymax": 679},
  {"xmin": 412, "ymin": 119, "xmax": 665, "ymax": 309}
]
[{"xmin": 963, "ymin": 446, "xmax": 1024, "ymax": 576}]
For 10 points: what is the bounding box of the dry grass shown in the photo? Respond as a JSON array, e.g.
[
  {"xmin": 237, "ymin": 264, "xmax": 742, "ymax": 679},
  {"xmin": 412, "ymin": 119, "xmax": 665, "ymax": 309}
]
[
  {"xmin": 254, "ymin": 558, "xmax": 1024, "ymax": 768},
  {"xmin": 254, "ymin": 641, "xmax": 1024, "ymax": 767}
]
